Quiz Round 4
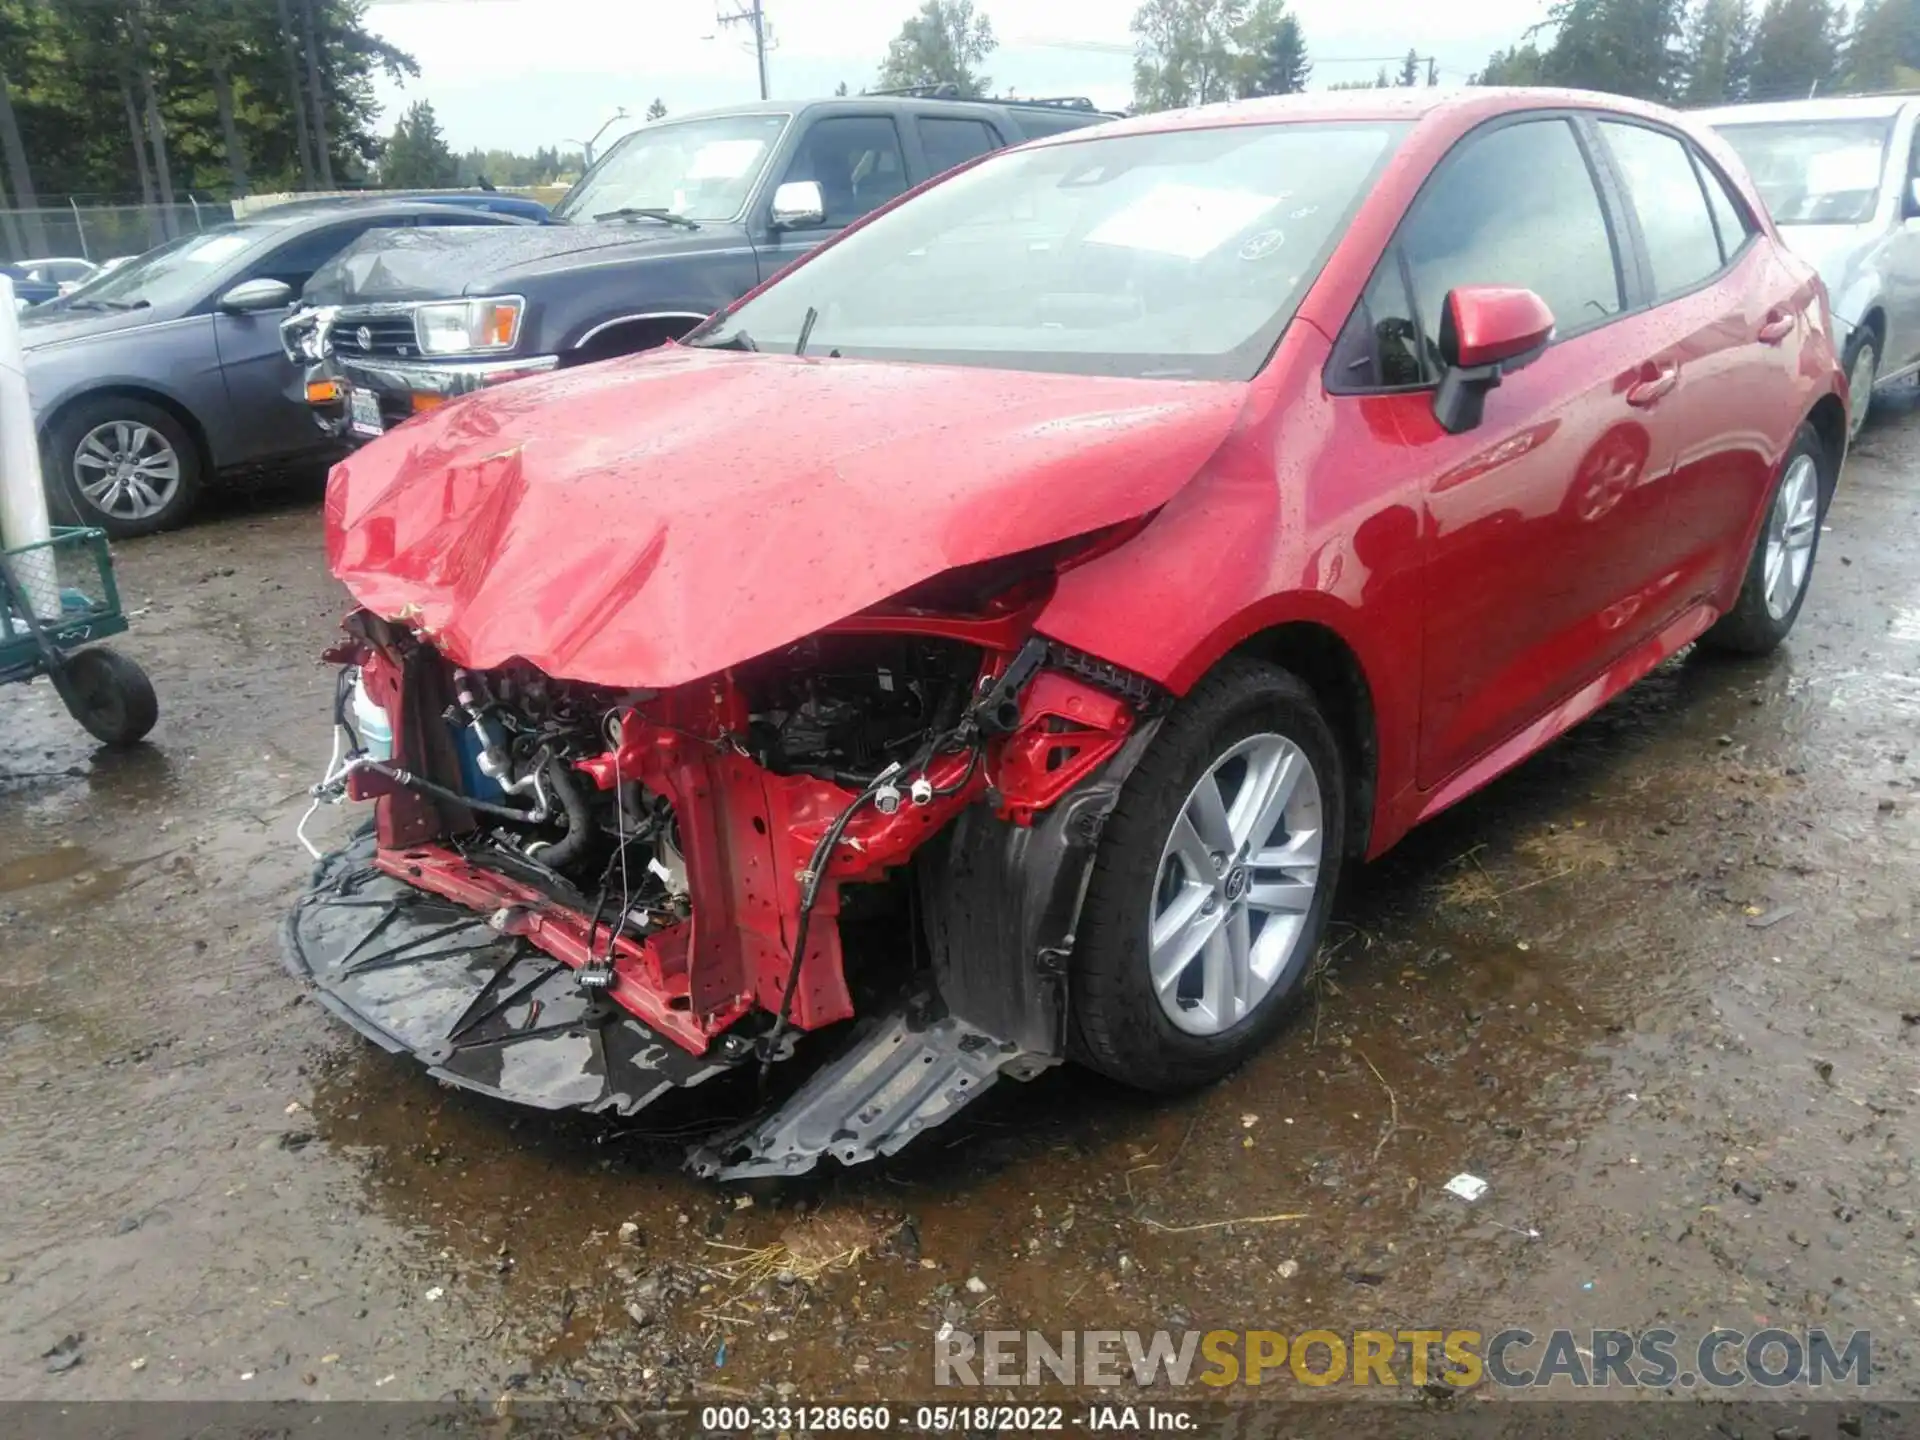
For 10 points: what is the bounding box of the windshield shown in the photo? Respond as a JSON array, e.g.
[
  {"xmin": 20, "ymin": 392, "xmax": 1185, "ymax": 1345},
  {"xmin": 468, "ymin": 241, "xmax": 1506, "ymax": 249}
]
[
  {"xmin": 554, "ymin": 113, "xmax": 791, "ymax": 224},
  {"xmin": 56, "ymin": 225, "xmax": 272, "ymax": 310},
  {"xmin": 687, "ymin": 120, "xmax": 1406, "ymax": 381},
  {"xmin": 1715, "ymin": 118, "xmax": 1892, "ymax": 225}
]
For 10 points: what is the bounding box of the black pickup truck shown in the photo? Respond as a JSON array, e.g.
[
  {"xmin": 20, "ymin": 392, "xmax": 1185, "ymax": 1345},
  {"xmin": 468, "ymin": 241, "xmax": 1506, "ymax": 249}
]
[{"xmin": 295, "ymin": 91, "xmax": 1118, "ymax": 441}]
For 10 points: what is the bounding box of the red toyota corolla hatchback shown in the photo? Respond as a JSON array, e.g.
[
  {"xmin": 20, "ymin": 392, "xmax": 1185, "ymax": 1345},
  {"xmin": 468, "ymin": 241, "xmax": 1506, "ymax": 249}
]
[{"xmin": 293, "ymin": 88, "xmax": 1844, "ymax": 1179}]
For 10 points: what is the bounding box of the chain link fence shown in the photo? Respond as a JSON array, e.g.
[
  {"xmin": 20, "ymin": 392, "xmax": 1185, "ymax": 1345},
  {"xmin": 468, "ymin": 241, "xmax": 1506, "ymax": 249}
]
[{"xmin": 0, "ymin": 201, "xmax": 231, "ymax": 265}]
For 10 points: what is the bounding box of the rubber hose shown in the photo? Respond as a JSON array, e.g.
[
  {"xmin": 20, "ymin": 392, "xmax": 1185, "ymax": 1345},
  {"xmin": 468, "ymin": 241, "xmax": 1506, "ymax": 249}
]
[
  {"xmin": 357, "ymin": 760, "xmax": 530, "ymax": 824},
  {"xmin": 537, "ymin": 757, "xmax": 595, "ymax": 870}
]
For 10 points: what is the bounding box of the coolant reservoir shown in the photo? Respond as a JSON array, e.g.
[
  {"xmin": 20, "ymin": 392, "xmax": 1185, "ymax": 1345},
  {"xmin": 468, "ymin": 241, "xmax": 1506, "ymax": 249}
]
[{"xmin": 350, "ymin": 668, "xmax": 394, "ymax": 761}]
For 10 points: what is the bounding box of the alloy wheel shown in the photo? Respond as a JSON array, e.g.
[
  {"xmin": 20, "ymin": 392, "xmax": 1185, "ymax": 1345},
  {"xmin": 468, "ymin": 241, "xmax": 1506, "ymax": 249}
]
[
  {"xmin": 1147, "ymin": 732, "xmax": 1324, "ymax": 1036},
  {"xmin": 1763, "ymin": 452, "xmax": 1819, "ymax": 622},
  {"xmin": 72, "ymin": 420, "xmax": 181, "ymax": 522}
]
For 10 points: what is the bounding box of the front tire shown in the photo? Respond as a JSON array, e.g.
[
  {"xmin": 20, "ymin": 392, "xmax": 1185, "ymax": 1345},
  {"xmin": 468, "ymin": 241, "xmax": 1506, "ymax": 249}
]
[
  {"xmin": 1069, "ymin": 658, "xmax": 1346, "ymax": 1093},
  {"xmin": 44, "ymin": 396, "xmax": 202, "ymax": 538},
  {"xmin": 1698, "ymin": 422, "xmax": 1826, "ymax": 657}
]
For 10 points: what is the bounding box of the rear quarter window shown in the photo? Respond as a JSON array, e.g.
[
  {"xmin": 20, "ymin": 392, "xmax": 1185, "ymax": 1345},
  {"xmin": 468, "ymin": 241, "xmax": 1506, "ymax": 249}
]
[
  {"xmin": 1696, "ymin": 155, "xmax": 1756, "ymax": 259},
  {"xmin": 1007, "ymin": 110, "xmax": 1106, "ymax": 140},
  {"xmin": 919, "ymin": 117, "xmax": 1002, "ymax": 173}
]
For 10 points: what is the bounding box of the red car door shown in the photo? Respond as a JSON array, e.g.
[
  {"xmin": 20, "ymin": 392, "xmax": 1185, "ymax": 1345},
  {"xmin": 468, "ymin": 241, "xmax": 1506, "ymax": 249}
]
[
  {"xmin": 1593, "ymin": 117, "xmax": 1813, "ymax": 607},
  {"xmin": 1329, "ymin": 115, "xmax": 1685, "ymax": 791}
]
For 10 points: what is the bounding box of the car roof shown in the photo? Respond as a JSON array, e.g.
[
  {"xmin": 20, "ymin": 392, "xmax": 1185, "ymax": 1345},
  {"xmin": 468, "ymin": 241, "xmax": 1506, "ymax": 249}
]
[
  {"xmin": 654, "ymin": 94, "xmax": 1122, "ymax": 126},
  {"xmin": 1690, "ymin": 93, "xmax": 1918, "ymax": 125},
  {"xmin": 1036, "ymin": 85, "xmax": 1707, "ymax": 144}
]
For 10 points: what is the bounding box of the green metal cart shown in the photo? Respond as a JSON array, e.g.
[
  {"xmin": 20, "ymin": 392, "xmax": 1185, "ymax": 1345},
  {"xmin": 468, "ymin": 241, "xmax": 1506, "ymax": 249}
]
[{"xmin": 1, "ymin": 526, "xmax": 156, "ymax": 746}]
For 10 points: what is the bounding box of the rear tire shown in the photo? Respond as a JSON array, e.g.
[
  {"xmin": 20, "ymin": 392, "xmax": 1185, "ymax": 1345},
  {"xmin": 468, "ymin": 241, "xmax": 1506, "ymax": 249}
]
[
  {"xmin": 1698, "ymin": 422, "xmax": 1826, "ymax": 657},
  {"xmin": 1069, "ymin": 658, "xmax": 1346, "ymax": 1093},
  {"xmin": 43, "ymin": 396, "xmax": 202, "ymax": 539}
]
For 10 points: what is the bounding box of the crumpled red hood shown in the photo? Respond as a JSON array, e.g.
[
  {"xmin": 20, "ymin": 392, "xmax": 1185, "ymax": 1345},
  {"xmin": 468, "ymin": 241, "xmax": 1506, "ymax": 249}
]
[{"xmin": 326, "ymin": 345, "xmax": 1247, "ymax": 688}]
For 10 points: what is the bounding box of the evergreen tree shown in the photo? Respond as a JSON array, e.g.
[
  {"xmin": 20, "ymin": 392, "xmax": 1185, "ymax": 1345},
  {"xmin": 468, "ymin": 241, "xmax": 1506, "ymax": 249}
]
[
  {"xmin": 645, "ymin": 97, "xmax": 667, "ymax": 120},
  {"xmin": 380, "ymin": 98, "xmax": 455, "ymax": 188},
  {"xmin": 1683, "ymin": 0, "xmax": 1755, "ymax": 101},
  {"xmin": 0, "ymin": 0, "xmax": 416, "ymax": 210},
  {"xmin": 1471, "ymin": 41, "xmax": 1549, "ymax": 83},
  {"xmin": 457, "ymin": 145, "xmax": 579, "ymax": 186},
  {"xmin": 1399, "ymin": 47, "xmax": 1421, "ymax": 84},
  {"xmin": 1746, "ymin": 0, "xmax": 1844, "ymax": 99},
  {"xmin": 1842, "ymin": 0, "xmax": 1920, "ymax": 90},
  {"xmin": 1235, "ymin": 2, "xmax": 1310, "ymax": 96},
  {"xmin": 1536, "ymin": 0, "xmax": 1688, "ymax": 100}
]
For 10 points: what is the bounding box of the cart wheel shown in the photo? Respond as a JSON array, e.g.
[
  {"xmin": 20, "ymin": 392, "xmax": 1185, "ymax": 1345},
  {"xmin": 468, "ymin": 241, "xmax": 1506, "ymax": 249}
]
[{"xmin": 57, "ymin": 647, "xmax": 158, "ymax": 746}]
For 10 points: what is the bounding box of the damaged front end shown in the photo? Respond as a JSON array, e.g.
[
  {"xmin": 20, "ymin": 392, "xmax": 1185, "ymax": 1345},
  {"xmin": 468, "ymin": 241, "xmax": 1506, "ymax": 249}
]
[{"xmin": 287, "ymin": 583, "xmax": 1164, "ymax": 1179}]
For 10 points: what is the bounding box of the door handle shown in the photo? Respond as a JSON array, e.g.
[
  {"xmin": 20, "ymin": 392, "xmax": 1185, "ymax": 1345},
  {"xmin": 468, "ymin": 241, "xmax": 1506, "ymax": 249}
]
[
  {"xmin": 1758, "ymin": 311, "xmax": 1795, "ymax": 344},
  {"xmin": 1625, "ymin": 362, "xmax": 1679, "ymax": 407}
]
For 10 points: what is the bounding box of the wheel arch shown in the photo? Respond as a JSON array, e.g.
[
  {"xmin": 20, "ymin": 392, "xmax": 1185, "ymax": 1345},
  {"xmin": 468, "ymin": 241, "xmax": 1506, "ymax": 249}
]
[
  {"xmin": 1223, "ymin": 618, "xmax": 1381, "ymax": 860},
  {"xmin": 1808, "ymin": 390, "xmax": 1846, "ymax": 486},
  {"xmin": 565, "ymin": 312, "xmax": 708, "ymax": 365},
  {"xmin": 40, "ymin": 384, "xmax": 215, "ymax": 480}
]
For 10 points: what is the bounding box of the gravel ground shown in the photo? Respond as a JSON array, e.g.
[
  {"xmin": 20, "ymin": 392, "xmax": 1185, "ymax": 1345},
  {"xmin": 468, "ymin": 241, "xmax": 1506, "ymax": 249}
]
[{"xmin": 1, "ymin": 403, "xmax": 1916, "ymax": 1414}]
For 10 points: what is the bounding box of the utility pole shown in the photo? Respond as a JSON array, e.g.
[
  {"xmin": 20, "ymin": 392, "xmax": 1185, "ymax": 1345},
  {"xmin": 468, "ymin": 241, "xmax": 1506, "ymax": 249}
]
[
  {"xmin": 567, "ymin": 106, "xmax": 629, "ymax": 168},
  {"xmin": 716, "ymin": 0, "xmax": 771, "ymax": 100}
]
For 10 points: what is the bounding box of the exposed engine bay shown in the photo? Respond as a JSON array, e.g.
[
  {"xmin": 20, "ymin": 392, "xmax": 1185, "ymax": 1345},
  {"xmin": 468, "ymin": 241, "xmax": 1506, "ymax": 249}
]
[{"xmin": 288, "ymin": 601, "xmax": 1164, "ymax": 1178}]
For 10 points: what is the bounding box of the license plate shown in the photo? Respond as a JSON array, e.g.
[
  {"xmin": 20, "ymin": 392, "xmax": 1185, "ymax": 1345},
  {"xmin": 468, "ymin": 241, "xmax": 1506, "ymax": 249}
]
[{"xmin": 348, "ymin": 386, "xmax": 384, "ymax": 438}]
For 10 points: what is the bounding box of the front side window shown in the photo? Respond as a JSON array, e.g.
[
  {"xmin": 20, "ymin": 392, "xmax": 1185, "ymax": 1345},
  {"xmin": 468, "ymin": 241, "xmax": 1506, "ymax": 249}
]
[
  {"xmin": 778, "ymin": 116, "xmax": 911, "ymax": 228},
  {"xmin": 689, "ymin": 120, "xmax": 1407, "ymax": 381},
  {"xmin": 1330, "ymin": 117, "xmax": 1622, "ymax": 391},
  {"xmin": 49, "ymin": 225, "xmax": 272, "ymax": 312},
  {"xmin": 1714, "ymin": 118, "xmax": 1891, "ymax": 225},
  {"xmin": 554, "ymin": 113, "xmax": 790, "ymax": 224},
  {"xmin": 1397, "ymin": 117, "xmax": 1620, "ymax": 366},
  {"xmin": 1599, "ymin": 121, "xmax": 1725, "ymax": 297},
  {"xmin": 1399, "ymin": 118, "xmax": 1623, "ymax": 362}
]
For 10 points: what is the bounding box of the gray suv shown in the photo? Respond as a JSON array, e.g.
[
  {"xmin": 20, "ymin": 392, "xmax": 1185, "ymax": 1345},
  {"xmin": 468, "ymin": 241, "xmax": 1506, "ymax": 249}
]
[{"xmin": 301, "ymin": 93, "xmax": 1118, "ymax": 441}]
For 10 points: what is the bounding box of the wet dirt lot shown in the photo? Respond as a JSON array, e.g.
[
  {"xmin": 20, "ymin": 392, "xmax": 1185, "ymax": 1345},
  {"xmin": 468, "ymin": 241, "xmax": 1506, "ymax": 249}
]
[{"xmin": 2, "ymin": 408, "xmax": 1917, "ymax": 1415}]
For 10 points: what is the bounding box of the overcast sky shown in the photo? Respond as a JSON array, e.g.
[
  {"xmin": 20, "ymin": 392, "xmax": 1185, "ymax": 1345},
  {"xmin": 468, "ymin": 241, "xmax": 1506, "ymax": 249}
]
[{"xmin": 363, "ymin": 0, "xmax": 1553, "ymax": 152}]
